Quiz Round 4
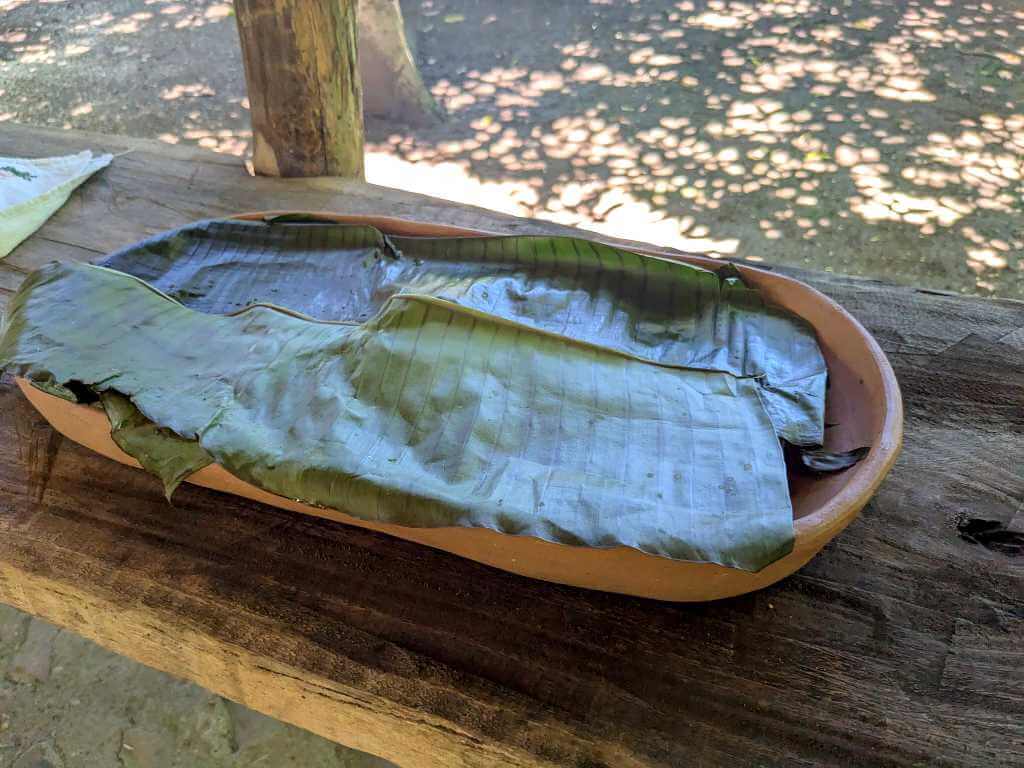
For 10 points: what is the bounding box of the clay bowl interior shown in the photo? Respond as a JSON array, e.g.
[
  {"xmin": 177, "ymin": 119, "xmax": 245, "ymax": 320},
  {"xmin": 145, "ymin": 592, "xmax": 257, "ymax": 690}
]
[{"xmin": 233, "ymin": 211, "xmax": 903, "ymax": 546}]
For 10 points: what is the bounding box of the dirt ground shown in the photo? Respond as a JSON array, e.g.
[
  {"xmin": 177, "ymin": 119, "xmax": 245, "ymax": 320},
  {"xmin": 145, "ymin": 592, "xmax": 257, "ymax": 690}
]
[
  {"xmin": 0, "ymin": 605, "xmax": 395, "ymax": 767},
  {"xmin": 2, "ymin": 0, "xmax": 1023, "ymax": 298},
  {"xmin": 0, "ymin": 1, "xmax": 1022, "ymax": 766}
]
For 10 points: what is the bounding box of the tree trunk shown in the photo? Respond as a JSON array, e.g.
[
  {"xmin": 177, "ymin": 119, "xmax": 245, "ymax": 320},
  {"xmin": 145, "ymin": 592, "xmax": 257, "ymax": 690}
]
[
  {"xmin": 359, "ymin": 0, "xmax": 442, "ymax": 127},
  {"xmin": 234, "ymin": 0, "xmax": 365, "ymax": 178}
]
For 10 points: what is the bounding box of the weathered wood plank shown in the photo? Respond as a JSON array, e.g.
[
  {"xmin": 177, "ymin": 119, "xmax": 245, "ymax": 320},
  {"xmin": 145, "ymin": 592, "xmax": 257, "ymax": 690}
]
[{"xmin": 0, "ymin": 124, "xmax": 1022, "ymax": 767}]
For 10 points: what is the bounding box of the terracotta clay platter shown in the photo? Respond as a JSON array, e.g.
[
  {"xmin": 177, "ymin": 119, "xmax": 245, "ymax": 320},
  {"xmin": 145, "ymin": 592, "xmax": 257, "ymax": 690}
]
[{"xmin": 15, "ymin": 212, "xmax": 903, "ymax": 601}]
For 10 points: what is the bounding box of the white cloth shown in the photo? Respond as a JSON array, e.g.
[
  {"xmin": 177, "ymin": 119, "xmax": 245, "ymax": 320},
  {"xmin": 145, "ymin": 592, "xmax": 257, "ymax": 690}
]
[{"xmin": 0, "ymin": 150, "xmax": 112, "ymax": 259}]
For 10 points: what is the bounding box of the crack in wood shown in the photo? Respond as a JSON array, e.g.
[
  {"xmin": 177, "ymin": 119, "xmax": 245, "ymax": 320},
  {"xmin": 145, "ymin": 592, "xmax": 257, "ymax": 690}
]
[{"xmin": 35, "ymin": 236, "xmax": 105, "ymax": 255}]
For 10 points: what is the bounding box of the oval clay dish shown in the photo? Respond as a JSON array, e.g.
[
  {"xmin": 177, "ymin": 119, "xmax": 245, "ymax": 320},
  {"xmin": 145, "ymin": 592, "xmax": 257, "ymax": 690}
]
[{"xmin": 17, "ymin": 212, "xmax": 903, "ymax": 602}]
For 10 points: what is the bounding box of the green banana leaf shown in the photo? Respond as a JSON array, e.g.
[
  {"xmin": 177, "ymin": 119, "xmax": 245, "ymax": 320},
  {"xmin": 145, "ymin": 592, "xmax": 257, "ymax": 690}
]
[
  {"xmin": 102, "ymin": 219, "xmax": 827, "ymax": 446},
  {"xmin": 0, "ymin": 220, "xmax": 830, "ymax": 571},
  {"xmin": 100, "ymin": 390, "xmax": 213, "ymax": 499}
]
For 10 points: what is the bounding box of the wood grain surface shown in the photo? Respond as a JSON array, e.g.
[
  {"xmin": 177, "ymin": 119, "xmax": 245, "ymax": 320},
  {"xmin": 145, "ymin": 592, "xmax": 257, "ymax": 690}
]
[
  {"xmin": 1, "ymin": 124, "xmax": 1022, "ymax": 767},
  {"xmin": 219, "ymin": 0, "xmax": 365, "ymax": 177}
]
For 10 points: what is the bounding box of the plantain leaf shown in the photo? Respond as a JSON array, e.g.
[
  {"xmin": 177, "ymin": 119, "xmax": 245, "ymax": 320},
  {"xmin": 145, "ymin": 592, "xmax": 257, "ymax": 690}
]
[
  {"xmin": 0, "ymin": 220, "xmax": 833, "ymax": 571},
  {"xmin": 100, "ymin": 390, "xmax": 213, "ymax": 499},
  {"xmin": 101, "ymin": 220, "xmax": 827, "ymax": 446}
]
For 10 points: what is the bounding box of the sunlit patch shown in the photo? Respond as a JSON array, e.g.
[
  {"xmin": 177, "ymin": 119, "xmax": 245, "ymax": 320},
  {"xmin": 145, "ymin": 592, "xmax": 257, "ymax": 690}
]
[
  {"xmin": 572, "ymin": 63, "xmax": 612, "ymax": 83},
  {"xmin": 850, "ymin": 16, "xmax": 882, "ymax": 31},
  {"xmin": 177, "ymin": 127, "xmax": 252, "ymax": 156},
  {"xmin": 967, "ymin": 248, "xmax": 1008, "ymax": 272},
  {"xmin": 877, "ymin": 76, "xmax": 936, "ymax": 103},
  {"xmin": 15, "ymin": 45, "xmax": 58, "ymax": 64},
  {"xmin": 366, "ymin": 152, "xmax": 540, "ymax": 215},
  {"xmin": 106, "ymin": 18, "xmax": 145, "ymax": 35},
  {"xmin": 204, "ymin": 3, "xmax": 231, "ymax": 20},
  {"xmin": 850, "ymin": 174, "xmax": 965, "ymax": 227},
  {"xmin": 688, "ymin": 12, "xmax": 742, "ymax": 31},
  {"xmin": 160, "ymin": 83, "xmax": 216, "ymax": 100}
]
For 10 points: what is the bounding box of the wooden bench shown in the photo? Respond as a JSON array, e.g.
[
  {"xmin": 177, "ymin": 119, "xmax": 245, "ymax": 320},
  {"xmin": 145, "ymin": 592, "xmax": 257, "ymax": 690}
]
[{"xmin": 2, "ymin": 124, "xmax": 1022, "ymax": 768}]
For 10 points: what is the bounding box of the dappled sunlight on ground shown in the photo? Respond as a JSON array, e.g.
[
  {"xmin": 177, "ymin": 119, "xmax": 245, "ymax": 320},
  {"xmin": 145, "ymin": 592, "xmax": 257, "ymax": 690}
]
[
  {"xmin": 366, "ymin": 149, "xmax": 738, "ymax": 251},
  {"xmin": 0, "ymin": 0, "xmax": 248, "ymax": 146},
  {"xmin": 1, "ymin": 0, "xmax": 1022, "ymax": 296},
  {"xmin": 377, "ymin": 0, "xmax": 1024, "ymax": 295},
  {"xmin": 367, "ymin": 150, "xmax": 540, "ymax": 216}
]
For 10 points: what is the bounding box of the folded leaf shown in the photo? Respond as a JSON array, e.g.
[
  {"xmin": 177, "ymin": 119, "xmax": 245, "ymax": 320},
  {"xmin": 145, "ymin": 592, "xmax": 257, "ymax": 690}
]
[
  {"xmin": 2, "ymin": 260, "xmax": 797, "ymax": 571},
  {"xmin": 100, "ymin": 390, "xmax": 213, "ymax": 499},
  {"xmin": 101, "ymin": 219, "xmax": 827, "ymax": 446}
]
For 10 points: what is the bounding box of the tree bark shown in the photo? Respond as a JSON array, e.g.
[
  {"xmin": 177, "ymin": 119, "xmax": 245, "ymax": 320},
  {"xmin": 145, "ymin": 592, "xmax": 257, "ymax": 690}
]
[
  {"xmin": 359, "ymin": 0, "xmax": 442, "ymax": 127},
  {"xmin": 234, "ymin": 0, "xmax": 365, "ymax": 178}
]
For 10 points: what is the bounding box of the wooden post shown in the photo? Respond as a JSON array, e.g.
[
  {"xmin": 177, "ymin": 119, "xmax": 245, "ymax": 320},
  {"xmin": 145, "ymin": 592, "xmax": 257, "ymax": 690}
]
[
  {"xmin": 234, "ymin": 0, "xmax": 365, "ymax": 178},
  {"xmin": 359, "ymin": 0, "xmax": 442, "ymax": 127}
]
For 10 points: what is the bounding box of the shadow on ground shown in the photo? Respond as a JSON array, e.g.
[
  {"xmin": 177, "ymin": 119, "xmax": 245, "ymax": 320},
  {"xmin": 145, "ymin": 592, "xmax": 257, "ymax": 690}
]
[{"xmin": 1, "ymin": 0, "xmax": 1022, "ymax": 297}]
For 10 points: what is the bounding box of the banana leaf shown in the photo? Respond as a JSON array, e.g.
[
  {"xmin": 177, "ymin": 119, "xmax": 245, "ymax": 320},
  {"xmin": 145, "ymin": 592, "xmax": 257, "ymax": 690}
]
[
  {"xmin": 102, "ymin": 219, "xmax": 827, "ymax": 446},
  {"xmin": 99, "ymin": 389, "xmax": 213, "ymax": 499},
  {"xmin": 0, "ymin": 220, "xmax": 831, "ymax": 571}
]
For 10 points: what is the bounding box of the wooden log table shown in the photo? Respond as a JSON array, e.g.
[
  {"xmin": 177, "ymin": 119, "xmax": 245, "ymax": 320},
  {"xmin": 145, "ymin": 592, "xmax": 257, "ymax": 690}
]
[{"xmin": 1, "ymin": 124, "xmax": 1022, "ymax": 767}]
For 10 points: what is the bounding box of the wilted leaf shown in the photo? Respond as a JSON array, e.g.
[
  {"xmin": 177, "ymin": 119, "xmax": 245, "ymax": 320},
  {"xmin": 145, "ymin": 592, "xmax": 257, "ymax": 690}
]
[
  {"xmin": 101, "ymin": 390, "xmax": 213, "ymax": 499},
  {"xmin": 1, "ymin": 220, "xmax": 833, "ymax": 571}
]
